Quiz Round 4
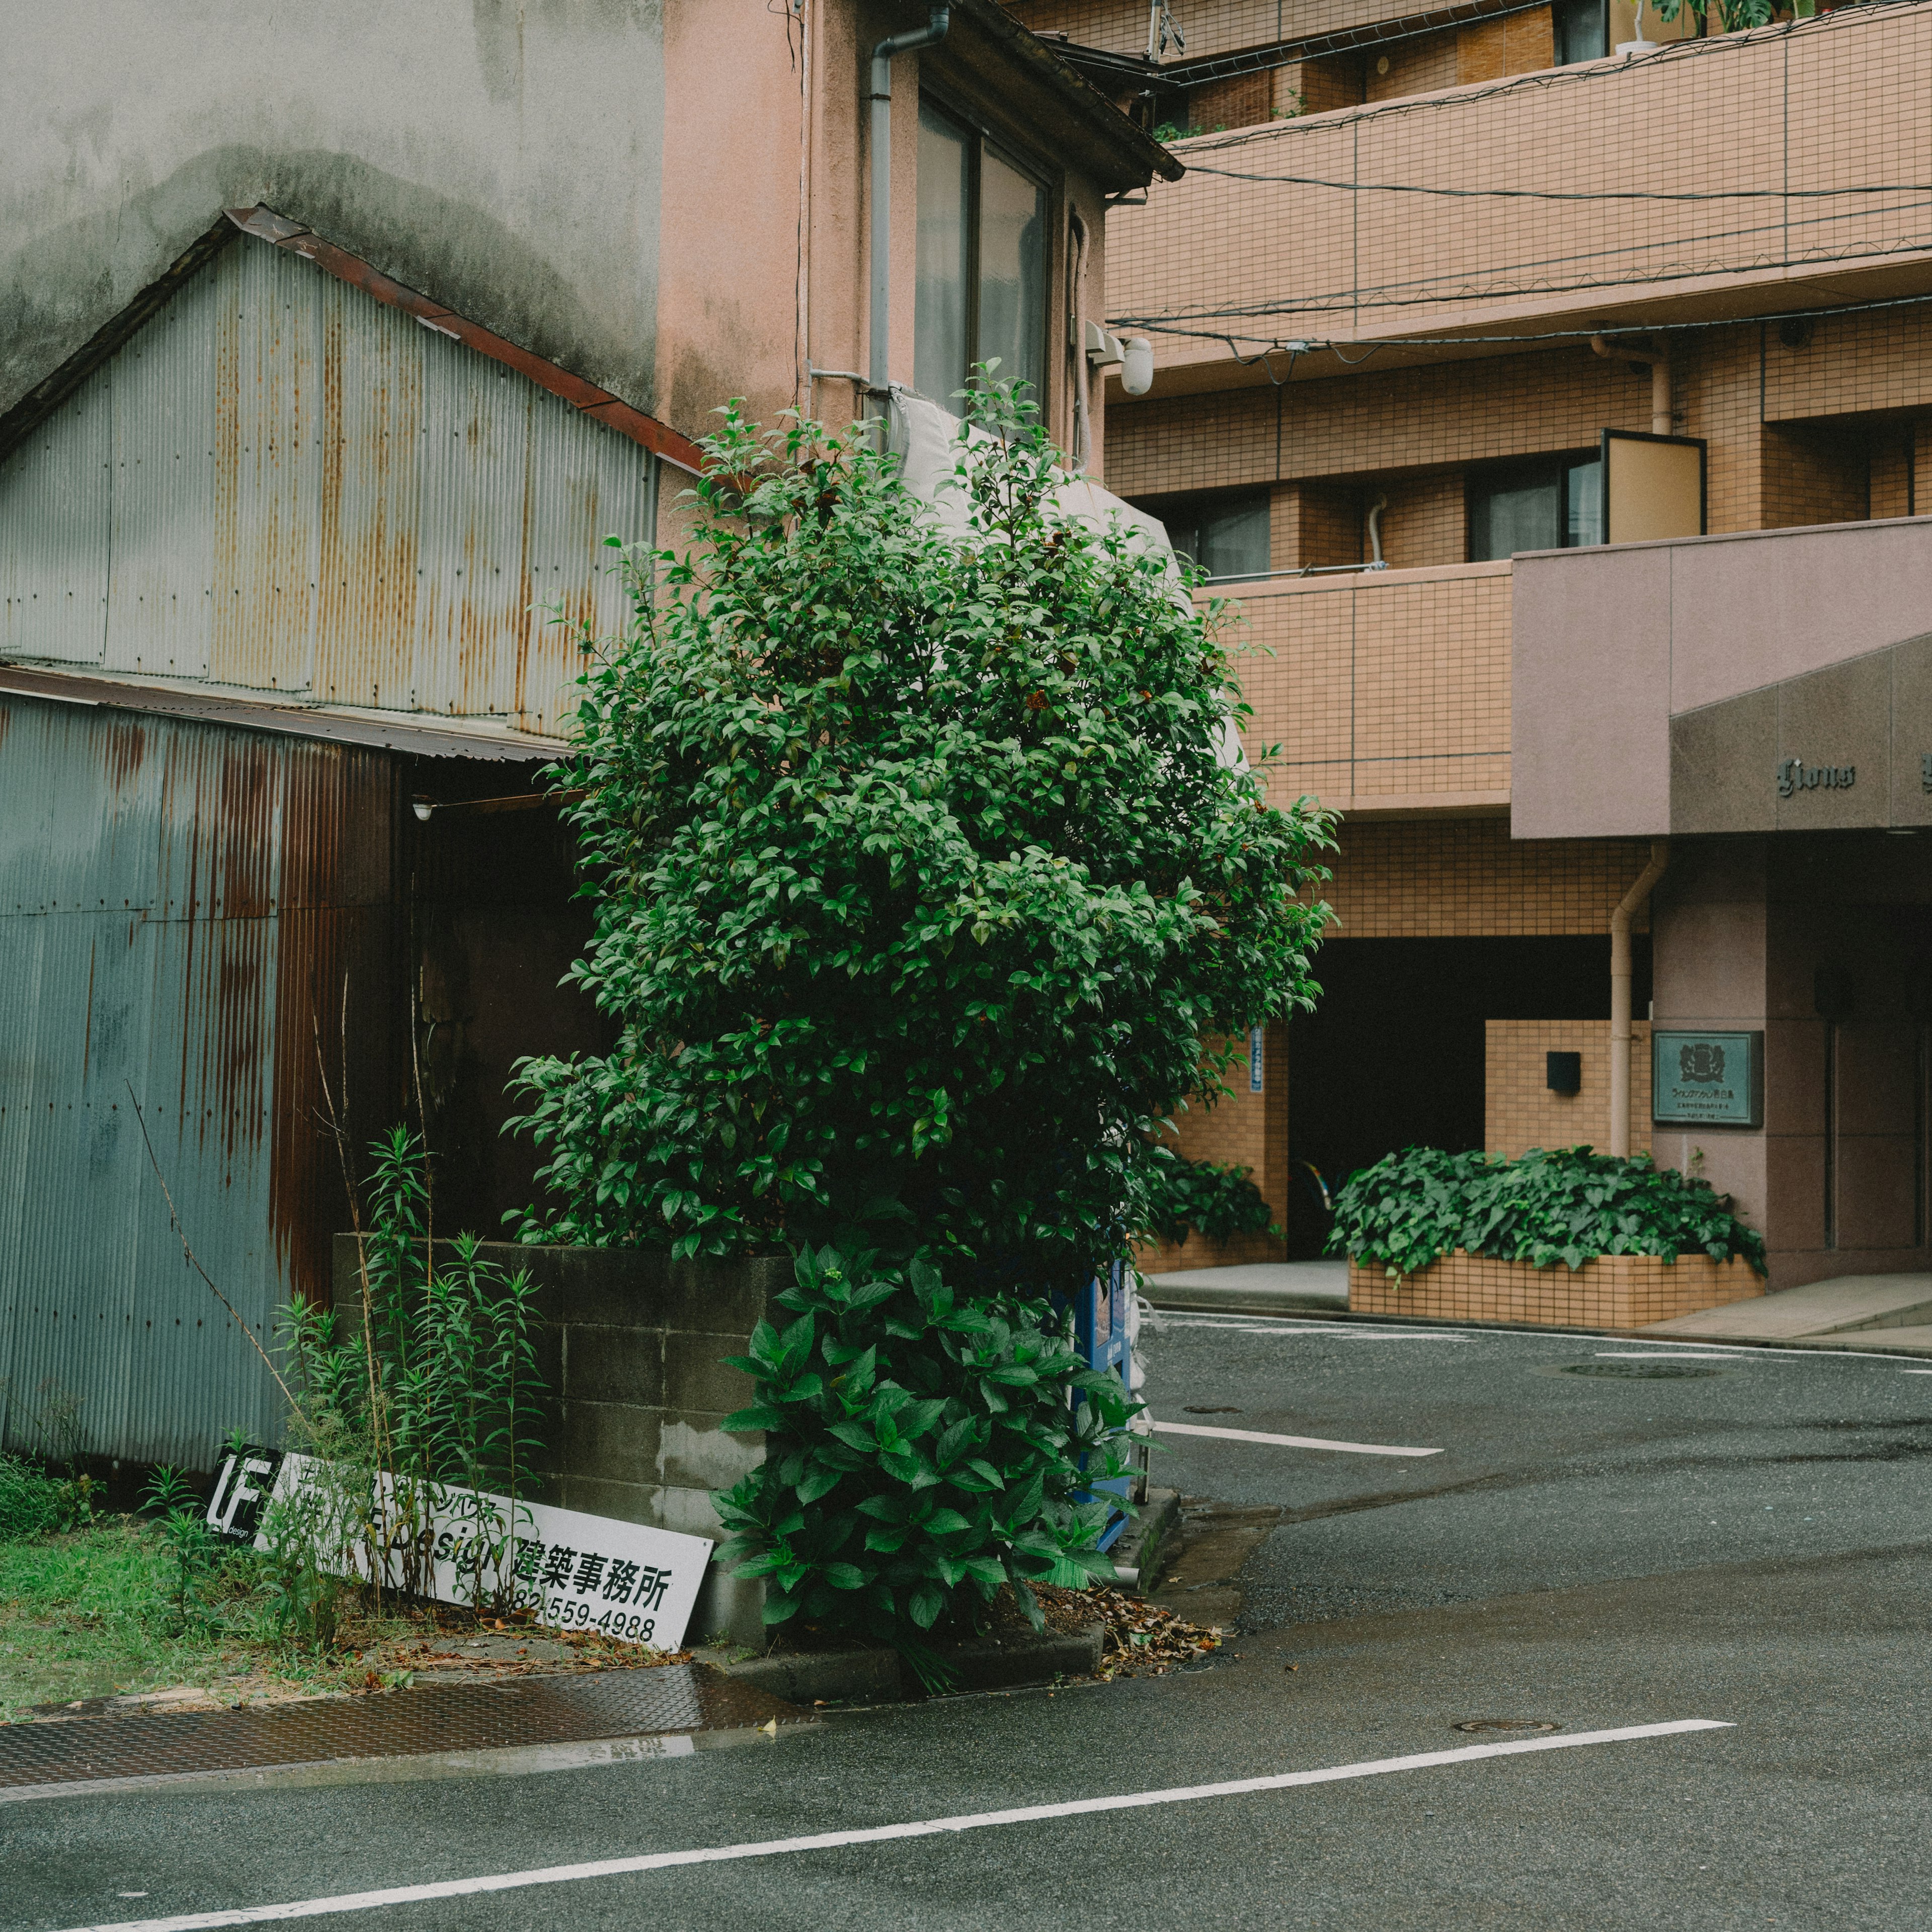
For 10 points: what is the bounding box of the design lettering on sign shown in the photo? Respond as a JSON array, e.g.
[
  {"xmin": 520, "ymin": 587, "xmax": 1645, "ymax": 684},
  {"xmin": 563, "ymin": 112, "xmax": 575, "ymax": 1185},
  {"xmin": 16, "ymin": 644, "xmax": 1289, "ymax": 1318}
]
[
  {"xmin": 1678, "ymin": 1041, "xmax": 1726, "ymax": 1086},
  {"xmin": 1776, "ymin": 758, "xmax": 1855, "ymax": 797}
]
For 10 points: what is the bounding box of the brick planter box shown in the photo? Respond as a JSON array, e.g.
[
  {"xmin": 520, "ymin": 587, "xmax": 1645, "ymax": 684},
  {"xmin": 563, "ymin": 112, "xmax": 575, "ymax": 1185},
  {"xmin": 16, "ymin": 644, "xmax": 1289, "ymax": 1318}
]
[{"xmin": 1347, "ymin": 1250, "xmax": 1764, "ymax": 1329}]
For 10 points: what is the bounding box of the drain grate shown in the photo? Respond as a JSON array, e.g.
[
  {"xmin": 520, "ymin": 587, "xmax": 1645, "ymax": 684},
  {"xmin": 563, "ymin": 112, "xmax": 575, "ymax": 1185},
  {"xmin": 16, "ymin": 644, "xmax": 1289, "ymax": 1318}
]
[
  {"xmin": 0, "ymin": 1665, "xmax": 802, "ymax": 1791},
  {"xmin": 1561, "ymin": 1362, "xmax": 1723, "ymax": 1380},
  {"xmin": 1453, "ymin": 1719, "xmax": 1561, "ymax": 1734}
]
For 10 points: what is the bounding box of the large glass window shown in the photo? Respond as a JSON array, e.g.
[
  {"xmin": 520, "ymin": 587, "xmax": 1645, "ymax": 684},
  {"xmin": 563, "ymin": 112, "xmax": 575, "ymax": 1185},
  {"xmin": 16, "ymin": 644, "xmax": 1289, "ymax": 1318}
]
[
  {"xmin": 1467, "ymin": 455, "xmax": 1602, "ymax": 561},
  {"xmin": 1553, "ymin": 0, "xmax": 1607, "ymax": 64},
  {"xmin": 1155, "ymin": 490, "xmax": 1272, "ymax": 581},
  {"xmin": 914, "ymin": 100, "xmax": 1047, "ymax": 406}
]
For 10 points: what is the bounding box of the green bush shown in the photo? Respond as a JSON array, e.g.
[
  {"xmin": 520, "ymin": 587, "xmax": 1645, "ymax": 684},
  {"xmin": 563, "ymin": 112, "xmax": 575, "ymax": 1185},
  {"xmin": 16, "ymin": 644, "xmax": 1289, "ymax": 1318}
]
[
  {"xmin": 1328, "ymin": 1145, "xmax": 1767, "ymax": 1278},
  {"xmin": 1138, "ymin": 1149, "xmax": 1277, "ymax": 1249},
  {"xmin": 506, "ymin": 384, "xmax": 1331, "ymax": 1291},
  {"xmin": 712, "ymin": 1245, "xmax": 1131, "ymax": 1665},
  {"xmin": 0, "ymin": 1454, "xmax": 64, "ymax": 1543}
]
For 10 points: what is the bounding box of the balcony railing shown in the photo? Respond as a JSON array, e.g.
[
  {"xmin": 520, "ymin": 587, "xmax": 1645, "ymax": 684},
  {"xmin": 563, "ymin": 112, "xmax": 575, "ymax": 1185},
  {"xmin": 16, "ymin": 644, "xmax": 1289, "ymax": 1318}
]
[
  {"xmin": 1107, "ymin": 2, "xmax": 1932, "ymax": 373},
  {"xmin": 1225, "ymin": 557, "xmax": 1511, "ymax": 814}
]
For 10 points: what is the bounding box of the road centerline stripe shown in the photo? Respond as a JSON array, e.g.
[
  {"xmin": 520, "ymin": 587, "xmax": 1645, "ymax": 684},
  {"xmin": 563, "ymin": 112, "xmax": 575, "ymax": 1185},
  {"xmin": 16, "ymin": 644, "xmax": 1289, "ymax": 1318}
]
[
  {"xmin": 50, "ymin": 1721, "xmax": 1731, "ymax": 1932},
  {"xmin": 1148, "ymin": 1418, "xmax": 1442, "ymax": 1457}
]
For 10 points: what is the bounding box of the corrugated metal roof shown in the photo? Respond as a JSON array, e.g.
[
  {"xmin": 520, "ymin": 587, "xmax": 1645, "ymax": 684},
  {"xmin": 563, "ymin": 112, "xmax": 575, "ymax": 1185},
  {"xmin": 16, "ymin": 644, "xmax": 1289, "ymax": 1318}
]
[
  {"xmin": 0, "ymin": 230, "xmax": 652, "ymax": 737},
  {"xmin": 0, "ymin": 695, "xmax": 395, "ymax": 1465}
]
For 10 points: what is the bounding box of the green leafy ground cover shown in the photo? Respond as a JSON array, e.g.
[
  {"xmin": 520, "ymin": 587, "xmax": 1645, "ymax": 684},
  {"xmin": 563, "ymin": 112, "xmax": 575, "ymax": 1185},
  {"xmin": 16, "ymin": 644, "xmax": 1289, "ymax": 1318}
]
[{"xmin": 1330, "ymin": 1145, "xmax": 1768, "ymax": 1279}]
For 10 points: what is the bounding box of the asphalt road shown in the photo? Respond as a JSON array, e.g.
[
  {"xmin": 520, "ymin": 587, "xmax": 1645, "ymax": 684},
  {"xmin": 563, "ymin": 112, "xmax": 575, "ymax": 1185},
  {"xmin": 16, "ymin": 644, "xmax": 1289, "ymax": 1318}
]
[{"xmin": 8, "ymin": 1315, "xmax": 1932, "ymax": 1931}]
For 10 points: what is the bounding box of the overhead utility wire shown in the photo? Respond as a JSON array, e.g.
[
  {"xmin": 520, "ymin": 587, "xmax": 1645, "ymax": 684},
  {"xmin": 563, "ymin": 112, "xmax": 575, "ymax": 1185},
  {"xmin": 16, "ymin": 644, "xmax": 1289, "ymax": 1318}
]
[
  {"xmin": 1160, "ymin": 0, "xmax": 1932, "ymax": 153},
  {"xmin": 1179, "ymin": 166, "xmax": 1932, "ymax": 204},
  {"xmin": 1126, "ymin": 286, "xmax": 1932, "ymax": 357},
  {"xmin": 1109, "ymin": 205, "xmax": 1932, "ymax": 326}
]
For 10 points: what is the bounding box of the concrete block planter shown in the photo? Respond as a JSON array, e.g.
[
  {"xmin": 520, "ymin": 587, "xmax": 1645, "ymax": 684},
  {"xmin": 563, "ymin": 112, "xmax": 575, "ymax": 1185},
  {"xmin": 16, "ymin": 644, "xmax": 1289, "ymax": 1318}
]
[
  {"xmin": 331, "ymin": 1237, "xmax": 787, "ymax": 1646},
  {"xmin": 1347, "ymin": 1249, "xmax": 1764, "ymax": 1329}
]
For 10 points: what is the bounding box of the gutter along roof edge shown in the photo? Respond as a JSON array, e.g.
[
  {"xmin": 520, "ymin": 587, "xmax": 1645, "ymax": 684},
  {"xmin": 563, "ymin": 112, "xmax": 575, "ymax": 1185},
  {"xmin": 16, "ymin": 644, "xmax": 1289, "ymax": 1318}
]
[
  {"xmin": 0, "ymin": 666, "xmax": 568, "ymax": 762},
  {"xmin": 966, "ymin": 0, "xmax": 1183, "ymax": 185}
]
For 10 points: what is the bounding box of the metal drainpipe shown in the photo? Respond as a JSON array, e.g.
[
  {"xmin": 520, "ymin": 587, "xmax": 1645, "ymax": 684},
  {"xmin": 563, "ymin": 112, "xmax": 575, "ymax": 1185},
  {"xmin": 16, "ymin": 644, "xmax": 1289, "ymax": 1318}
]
[
  {"xmin": 1591, "ymin": 333, "xmax": 1672, "ymax": 437},
  {"xmin": 870, "ymin": 5, "xmax": 951, "ymax": 392},
  {"xmin": 1609, "ymin": 840, "xmax": 1670, "ymax": 1159}
]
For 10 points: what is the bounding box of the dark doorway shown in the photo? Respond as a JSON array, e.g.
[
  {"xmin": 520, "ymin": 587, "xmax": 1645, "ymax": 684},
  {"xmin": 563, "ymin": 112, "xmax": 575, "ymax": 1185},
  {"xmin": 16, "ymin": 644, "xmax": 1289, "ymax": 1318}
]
[{"xmin": 1284, "ymin": 935, "xmax": 1650, "ymax": 1256}]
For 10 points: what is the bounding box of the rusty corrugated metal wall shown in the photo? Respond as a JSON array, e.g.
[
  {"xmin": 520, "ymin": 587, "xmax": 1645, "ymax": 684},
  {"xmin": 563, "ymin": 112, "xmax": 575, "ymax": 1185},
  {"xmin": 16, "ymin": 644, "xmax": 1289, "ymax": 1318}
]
[
  {"xmin": 0, "ymin": 230, "xmax": 651, "ymax": 734},
  {"xmin": 0, "ymin": 696, "xmax": 397, "ymax": 1465}
]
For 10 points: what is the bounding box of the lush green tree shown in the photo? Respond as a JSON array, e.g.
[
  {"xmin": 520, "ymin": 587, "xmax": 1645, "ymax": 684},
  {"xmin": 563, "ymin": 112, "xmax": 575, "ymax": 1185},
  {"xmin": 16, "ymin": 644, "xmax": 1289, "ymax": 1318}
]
[{"xmin": 508, "ymin": 387, "xmax": 1331, "ymax": 1297}]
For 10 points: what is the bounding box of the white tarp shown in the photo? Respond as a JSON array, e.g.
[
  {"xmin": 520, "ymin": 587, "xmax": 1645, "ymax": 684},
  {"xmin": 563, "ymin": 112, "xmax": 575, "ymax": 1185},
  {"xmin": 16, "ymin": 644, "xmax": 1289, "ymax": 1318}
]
[{"xmin": 887, "ymin": 387, "xmax": 1244, "ymax": 773}]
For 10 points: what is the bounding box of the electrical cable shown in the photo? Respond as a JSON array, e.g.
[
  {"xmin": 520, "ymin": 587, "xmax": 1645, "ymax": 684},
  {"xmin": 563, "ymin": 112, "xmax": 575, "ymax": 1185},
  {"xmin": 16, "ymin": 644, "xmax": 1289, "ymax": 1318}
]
[
  {"xmin": 1179, "ymin": 164, "xmax": 1932, "ymax": 203},
  {"xmin": 1110, "ymin": 209, "xmax": 1932, "ymax": 328},
  {"xmin": 1160, "ymin": 0, "xmax": 1932, "ymax": 151},
  {"xmin": 1126, "ymin": 285, "xmax": 1932, "ymax": 360}
]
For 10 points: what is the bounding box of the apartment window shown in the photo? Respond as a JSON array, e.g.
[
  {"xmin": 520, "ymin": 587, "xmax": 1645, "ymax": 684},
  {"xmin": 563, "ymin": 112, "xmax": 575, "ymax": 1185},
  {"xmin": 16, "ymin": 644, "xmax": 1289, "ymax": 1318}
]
[
  {"xmin": 1156, "ymin": 490, "xmax": 1272, "ymax": 580},
  {"xmin": 1553, "ymin": 0, "xmax": 1608, "ymax": 64},
  {"xmin": 915, "ymin": 100, "xmax": 1048, "ymax": 406},
  {"xmin": 1467, "ymin": 455, "xmax": 1602, "ymax": 560}
]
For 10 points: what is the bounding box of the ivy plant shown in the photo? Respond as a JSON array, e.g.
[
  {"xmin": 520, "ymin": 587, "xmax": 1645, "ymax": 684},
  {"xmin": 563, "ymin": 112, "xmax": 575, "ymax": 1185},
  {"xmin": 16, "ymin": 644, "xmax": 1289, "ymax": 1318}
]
[
  {"xmin": 712, "ymin": 1246, "xmax": 1131, "ymax": 1663},
  {"xmin": 1328, "ymin": 1145, "xmax": 1767, "ymax": 1279},
  {"xmin": 507, "ymin": 383, "xmax": 1332, "ymax": 1294},
  {"xmin": 1138, "ymin": 1148, "xmax": 1278, "ymax": 1249}
]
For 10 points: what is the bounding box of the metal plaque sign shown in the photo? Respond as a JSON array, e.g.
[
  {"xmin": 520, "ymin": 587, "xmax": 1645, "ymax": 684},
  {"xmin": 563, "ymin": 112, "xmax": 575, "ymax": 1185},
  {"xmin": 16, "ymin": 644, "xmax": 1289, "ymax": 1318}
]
[
  {"xmin": 1248, "ymin": 1025, "xmax": 1264, "ymax": 1093},
  {"xmin": 1650, "ymin": 1029, "xmax": 1762, "ymax": 1129},
  {"xmin": 207, "ymin": 1448, "xmax": 712, "ymax": 1650}
]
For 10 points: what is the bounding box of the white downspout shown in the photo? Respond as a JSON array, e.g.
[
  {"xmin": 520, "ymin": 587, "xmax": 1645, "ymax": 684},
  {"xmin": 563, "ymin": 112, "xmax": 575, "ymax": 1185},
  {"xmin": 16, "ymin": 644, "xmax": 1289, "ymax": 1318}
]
[
  {"xmin": 1591, "ymin": 333, "xmax": 1673, "ymax": 437},
  {"xmin": 1069, "ymin": 209, "xmax": 1092, "ymax": 472},
  {"xmin": 1365, "ymin": 493, "xmax": 1388, "ymax": 569},
  {"xmin": 1609, "ymin": 840, "xmax": 1670, "ymax": 1159},
  {"xmin": 869, "ymin": 5, "xmax": 951, "ymax": 392}
]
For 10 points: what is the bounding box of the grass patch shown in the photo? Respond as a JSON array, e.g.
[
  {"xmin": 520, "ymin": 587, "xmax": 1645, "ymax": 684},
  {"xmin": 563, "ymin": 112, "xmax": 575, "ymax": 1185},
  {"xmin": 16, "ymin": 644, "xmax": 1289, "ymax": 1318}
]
[{"xmin": 1, "ymin": 1517, "xmax": 695, "ymax": 1722}]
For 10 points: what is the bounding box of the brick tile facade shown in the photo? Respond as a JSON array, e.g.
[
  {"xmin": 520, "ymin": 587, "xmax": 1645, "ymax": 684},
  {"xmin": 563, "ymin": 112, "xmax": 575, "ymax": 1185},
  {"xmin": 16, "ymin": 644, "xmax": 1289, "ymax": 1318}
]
[
  {"xmin": 1486, "ymin": 1019, "xmax": 1652, "ymax": 1159},
  {"xmin": 1103, "ymin": 9, "xmax": 1932, "ymax": 370},
  {"xmin": 1313, "ymin": 818, "xmax": 1659, "ymax": 939},
  {"xmin": 1347, "ymin": 1250, "xmax": 1764, "ymax": 1326}
]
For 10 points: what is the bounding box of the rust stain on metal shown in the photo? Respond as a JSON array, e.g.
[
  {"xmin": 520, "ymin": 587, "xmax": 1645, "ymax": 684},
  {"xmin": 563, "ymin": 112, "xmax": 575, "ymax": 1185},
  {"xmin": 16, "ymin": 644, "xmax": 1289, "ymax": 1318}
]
[{"xmin": 224, "ymin": 205, "xmax": 708, "ymax": 472}]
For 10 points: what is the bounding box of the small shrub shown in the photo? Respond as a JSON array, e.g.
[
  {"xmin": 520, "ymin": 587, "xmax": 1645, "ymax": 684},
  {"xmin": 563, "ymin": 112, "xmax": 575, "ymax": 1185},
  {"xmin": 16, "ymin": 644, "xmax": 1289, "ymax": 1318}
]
[
  {"xmin": 711, "ymin": 1246, "xmax": 1133, "ymax": 1671},
  {"xmin": 1138, "ymin": 1149, "xmax": 1277, "ymax": 1249},
  {"xmin": 139, "ymin": 1464, "xmax": 229, "ymax": 1634},
  {"xmin": 1328, "ymin": 1145, "xmax": 1768, "ymax": 1278},
  {"xmin": 0, "ymin": 1455, "xmax": 64, "ymax": 1543},
  {"xmin": 277, "ymin": 1126, "xmax": 547, "ymax": 1622}
]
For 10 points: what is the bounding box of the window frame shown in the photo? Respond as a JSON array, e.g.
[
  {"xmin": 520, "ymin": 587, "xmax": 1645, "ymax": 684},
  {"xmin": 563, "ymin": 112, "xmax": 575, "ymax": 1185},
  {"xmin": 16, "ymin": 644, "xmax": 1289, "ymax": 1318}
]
[
  {"xmin": 914, "ymin": 91, "xmax": 1056, "ymax": 410},
  {"xmin": 1135, "ymin": 486, "xmax": 1274, "ymax": 582},
  {"xmin": 1464, "ymin": 451, "xmax": 1603, "ymax": 562},
  {"xmin": 1552, "ymin": 0, "xmax": 1609, "ymax": 65}
]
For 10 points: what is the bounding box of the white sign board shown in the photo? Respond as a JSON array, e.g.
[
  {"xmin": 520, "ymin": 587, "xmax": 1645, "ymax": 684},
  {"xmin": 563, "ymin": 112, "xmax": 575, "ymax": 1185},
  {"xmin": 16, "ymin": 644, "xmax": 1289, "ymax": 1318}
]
[{"xmin": 206, "ymin": 1448, "xmax": 713, "ymax": 1652}]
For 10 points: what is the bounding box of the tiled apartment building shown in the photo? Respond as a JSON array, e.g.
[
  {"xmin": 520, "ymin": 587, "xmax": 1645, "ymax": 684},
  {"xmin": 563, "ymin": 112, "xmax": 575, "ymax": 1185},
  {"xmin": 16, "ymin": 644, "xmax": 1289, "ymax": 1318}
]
[{"xmin": 1020, "ymin": 0, "xmax": 1932, "ymax": 1287}]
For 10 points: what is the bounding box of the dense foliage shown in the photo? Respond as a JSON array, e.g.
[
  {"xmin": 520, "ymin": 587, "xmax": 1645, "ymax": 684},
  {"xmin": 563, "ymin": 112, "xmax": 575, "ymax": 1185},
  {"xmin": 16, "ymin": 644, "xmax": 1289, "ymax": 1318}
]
[
  {"xmin": 713, "ymin": 1245, "xmax": 1131, "ymax": 1662},
  {"xmin": 0, "ymin": 1455, "xmax": 66, "ymax": 1543},
  {"xmin": 1138, "ymin": 1148, "xmax": 1277, "ymax": 1249},
  {"xmin": 507, "ymin": 387, "xmax": 1331, "ymax": 1295},
  {"xmin": 1329, "ymin": 1145, "xmax": 1767, "ymax": 1278},
  {"xmin": 282, "ymin": 1129, "xmax": 547, "ymax": 1620}
]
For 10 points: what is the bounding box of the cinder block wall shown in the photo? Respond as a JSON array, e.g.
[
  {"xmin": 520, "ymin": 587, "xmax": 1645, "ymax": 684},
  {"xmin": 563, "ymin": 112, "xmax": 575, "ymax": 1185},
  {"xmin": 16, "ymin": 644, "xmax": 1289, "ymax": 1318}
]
[
  {"xmin": 1485, "ymin": 1020, "xmax": 1652, "ymax": 1160},
  {"xmin": 330, "ymin": 1238, "xmax": 786, "ymax": 1645}
]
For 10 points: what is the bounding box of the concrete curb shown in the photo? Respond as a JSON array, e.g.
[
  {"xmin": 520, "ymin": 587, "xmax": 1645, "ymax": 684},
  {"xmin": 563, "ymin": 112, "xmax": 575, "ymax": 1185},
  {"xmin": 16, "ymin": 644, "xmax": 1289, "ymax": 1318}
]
[
  {"xmin": 1139, "ymin": 1283, "xmax": 1348, "ymax": 1318},
  {"xmin": 699, "ymin": 1618, "xmax": 1110, "ymax": 1705},
  {"xmin": 1109, "ymin": 1485, "xmax": 1182, "ymax": 1589}
]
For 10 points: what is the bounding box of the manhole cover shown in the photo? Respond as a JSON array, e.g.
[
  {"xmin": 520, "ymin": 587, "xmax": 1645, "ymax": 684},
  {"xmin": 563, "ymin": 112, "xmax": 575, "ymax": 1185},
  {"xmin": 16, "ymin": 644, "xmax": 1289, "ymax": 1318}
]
[
  {"xmin": 1561, "ymin": 1362, "xmax": 1723, "ymax": 1380},
  {"xmin": 1453, "ymin": 1719, "xmax": 1561, "ymax": 1734}
]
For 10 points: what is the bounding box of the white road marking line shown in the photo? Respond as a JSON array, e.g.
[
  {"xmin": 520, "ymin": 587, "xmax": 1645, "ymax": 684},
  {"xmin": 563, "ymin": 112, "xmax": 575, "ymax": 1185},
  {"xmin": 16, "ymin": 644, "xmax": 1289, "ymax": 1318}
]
[
  {"xmin": 1155, "ymin": 1321, "xmax": 1470, "ymax": 1340},
  {"xmin": 1149, "ymin": 1419, "xmax": 1442, "ymax": 1457},
  {"xmin": 50, "ymin": 1722, "xmax": 1731, "ymax": 1932},
  {"xmin": 1900, "ymin": 1369, "xmax": 1932, "ymax": 1374}
]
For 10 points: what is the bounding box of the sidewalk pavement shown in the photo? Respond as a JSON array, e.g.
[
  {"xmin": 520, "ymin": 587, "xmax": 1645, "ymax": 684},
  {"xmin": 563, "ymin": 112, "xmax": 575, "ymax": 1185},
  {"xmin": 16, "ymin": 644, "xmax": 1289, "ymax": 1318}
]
[
  {"xmin": 1138, "ymin": 1259, "xmax": 1932, "ymax": 1357},
  {"xmin": 1643, "ymin": 1271, "xmax": 1932, "ymax": 1354},
  {"xmin": 1137, "ymin": 1261, "xmax": 1348, "ymax": 1318}
]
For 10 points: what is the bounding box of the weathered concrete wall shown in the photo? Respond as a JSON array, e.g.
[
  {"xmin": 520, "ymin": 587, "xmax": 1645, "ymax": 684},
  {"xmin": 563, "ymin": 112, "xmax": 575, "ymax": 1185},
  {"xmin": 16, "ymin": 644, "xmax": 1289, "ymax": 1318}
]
[
  {"xmin": 3, "ymin": 0, "xmax": 666, "ymax": 426},
  {"xmin": 331, "ymin": 1237, "xmax": 783, "ymax": 1645}
]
